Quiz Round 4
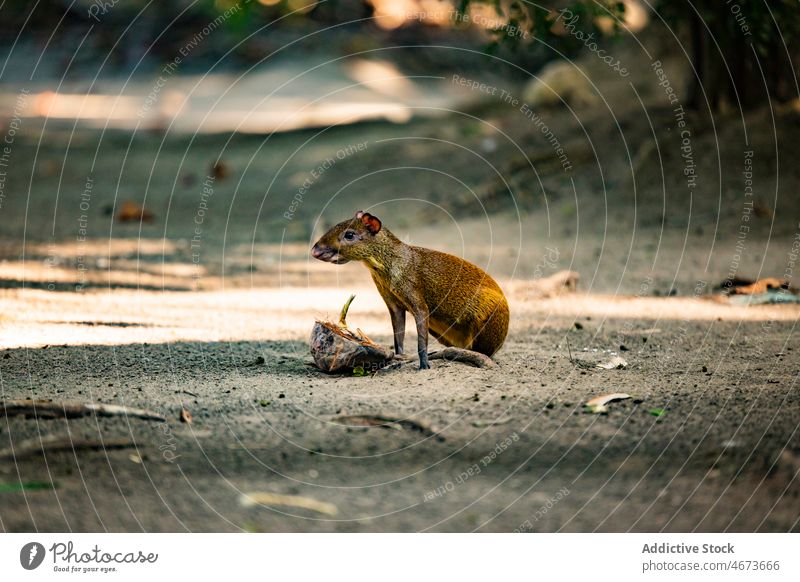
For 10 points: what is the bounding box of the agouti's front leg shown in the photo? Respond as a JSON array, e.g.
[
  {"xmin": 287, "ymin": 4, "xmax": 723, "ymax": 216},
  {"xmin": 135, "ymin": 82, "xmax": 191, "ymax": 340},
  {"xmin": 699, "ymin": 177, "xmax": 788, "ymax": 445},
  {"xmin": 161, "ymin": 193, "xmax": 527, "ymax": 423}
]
[
  {"xmin": 387, "ymin": 303, "xmax": 406, "ymax": 355},
  {"xmin": 412, "ymin": 307, "xmax": 430, "ymax": 370}
]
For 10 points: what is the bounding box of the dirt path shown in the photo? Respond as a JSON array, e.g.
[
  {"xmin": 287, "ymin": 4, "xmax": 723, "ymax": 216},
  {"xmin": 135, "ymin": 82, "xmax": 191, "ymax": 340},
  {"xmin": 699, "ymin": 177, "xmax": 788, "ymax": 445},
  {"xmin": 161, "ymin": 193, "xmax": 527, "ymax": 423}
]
[
  {"xmin": 2, "ymin": 45, "xmax": 799, "ymax": 531},
  {"xmin": 1, "ymin": 273, "xmax": 798, "ymax": 532}
]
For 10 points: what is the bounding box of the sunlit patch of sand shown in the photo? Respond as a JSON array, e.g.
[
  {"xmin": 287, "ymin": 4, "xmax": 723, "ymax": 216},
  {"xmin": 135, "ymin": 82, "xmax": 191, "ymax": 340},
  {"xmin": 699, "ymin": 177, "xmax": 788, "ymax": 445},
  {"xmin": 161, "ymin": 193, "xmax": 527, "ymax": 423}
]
[
  {"xmin": 0, "ymin": 259, "xmax": 373, "ymax": 291},
  {"xmin": 0, "ymin": 261, "xmax": 201, "ymax": 290},
  {"xmin": 0, "ymin": 287, "xmax": 389, "ymax": 349},
  {"xmin": 23, "ymin": 238, "xmax": 179, "ymax": 258},
  {"xmin": 1, "ymin": 285, "xmax": 797, "ymax": 350},
  {"xmin": 511, "ymin": 293, "xmax": 800, "ymax": 322}
]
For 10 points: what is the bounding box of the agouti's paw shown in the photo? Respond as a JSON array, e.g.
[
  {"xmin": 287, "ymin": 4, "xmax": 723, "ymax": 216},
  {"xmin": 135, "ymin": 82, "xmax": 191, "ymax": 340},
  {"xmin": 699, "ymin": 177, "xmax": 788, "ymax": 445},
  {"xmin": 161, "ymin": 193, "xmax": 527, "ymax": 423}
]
[{"xmin": 418, "ymin": 360, "xmax": 431, "ymax": 370}]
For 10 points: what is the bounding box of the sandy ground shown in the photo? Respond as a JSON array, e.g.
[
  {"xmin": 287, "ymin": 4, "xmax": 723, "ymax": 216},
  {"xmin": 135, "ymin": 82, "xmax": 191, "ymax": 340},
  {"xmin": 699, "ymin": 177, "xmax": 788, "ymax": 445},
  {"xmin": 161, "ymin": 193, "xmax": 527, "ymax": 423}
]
[
  {"xmin": 1, "ymin": 269, "xmax": 798, "ymax": 532},
  {"xmin": 1, "ymin": 45, "xmax": 800, "ymax": 531}
]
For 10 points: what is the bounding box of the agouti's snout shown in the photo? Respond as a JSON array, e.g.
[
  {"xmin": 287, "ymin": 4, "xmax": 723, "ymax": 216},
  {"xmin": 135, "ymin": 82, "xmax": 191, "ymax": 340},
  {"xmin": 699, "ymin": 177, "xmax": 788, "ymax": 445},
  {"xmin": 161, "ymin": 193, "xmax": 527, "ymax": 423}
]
[
  {"xmin": 312, "ymin": 211, "xmax": 509, "ymax": 369},
  {"xmin": 311, "ymin": 243, "xmax": 349, "ymax": 264}
]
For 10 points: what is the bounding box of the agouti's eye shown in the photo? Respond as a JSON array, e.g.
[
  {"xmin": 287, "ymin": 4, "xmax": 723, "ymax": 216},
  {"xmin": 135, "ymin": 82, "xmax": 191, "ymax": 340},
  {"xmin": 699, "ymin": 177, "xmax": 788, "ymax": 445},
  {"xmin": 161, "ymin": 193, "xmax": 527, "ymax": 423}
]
[{"xmin": 343, "ymin": 231, "xmax": 356, "ymax": 241}]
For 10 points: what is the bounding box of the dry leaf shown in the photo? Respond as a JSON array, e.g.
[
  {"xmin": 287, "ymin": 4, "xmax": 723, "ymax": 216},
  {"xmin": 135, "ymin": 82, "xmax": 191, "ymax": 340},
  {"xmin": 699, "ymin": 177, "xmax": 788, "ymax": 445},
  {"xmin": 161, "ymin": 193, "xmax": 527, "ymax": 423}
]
[
  {"xmin": 240, "ymin": 492, "xmax": 337, "ymax": 516},
  {"xmin": 117, "ymin": 200, "xmax": 155, "ymax": 223},
  {"xmin": 211, "ymin": 160, "xmax": 230, "ymax": 180},
  {"xmin": 180, "ymin": 408, "xmax": 193, "ymax": 424},
  {"xmin": 585, "ymin": 392, "xmax": 631, "ymax": 413},
  {"xmin": 597, "ymin": 356, "xmax": 628, "ymax": 370}
]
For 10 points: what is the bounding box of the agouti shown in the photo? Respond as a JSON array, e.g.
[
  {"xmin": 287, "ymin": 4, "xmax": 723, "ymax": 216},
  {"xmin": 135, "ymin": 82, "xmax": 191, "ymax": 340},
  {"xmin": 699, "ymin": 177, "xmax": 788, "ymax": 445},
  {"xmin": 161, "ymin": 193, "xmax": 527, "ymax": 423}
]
[{"xmin": 311, "ymin": 211, "xmax": 509, "ymax": 369}]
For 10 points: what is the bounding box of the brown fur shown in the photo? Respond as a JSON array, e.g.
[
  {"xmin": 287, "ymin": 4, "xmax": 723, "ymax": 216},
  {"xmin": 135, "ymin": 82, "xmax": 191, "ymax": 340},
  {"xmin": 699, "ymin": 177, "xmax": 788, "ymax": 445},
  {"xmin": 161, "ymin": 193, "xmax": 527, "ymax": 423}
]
[{"xmin": 311, "ymin": 211, "xmax": 509, "ymax": 369}]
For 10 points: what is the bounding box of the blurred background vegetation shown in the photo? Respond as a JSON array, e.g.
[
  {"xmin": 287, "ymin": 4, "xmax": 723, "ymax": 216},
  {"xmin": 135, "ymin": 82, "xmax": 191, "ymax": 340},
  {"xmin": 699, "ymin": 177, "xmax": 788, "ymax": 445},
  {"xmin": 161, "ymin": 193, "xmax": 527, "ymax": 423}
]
[
  {"xmin": 1, "ymin": 0, "xmax": 799, "ymax": 260},
  {"xmin": 1, "ymin": 0, "xmax": 797, "ymax": 112}
]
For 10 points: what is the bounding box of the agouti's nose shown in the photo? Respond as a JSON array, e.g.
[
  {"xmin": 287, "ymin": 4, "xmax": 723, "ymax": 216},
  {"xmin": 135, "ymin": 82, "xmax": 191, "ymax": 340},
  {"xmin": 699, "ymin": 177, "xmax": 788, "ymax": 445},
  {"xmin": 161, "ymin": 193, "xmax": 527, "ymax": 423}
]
[{"xmin": 311, "ymin": 244, "xmax": 325, "ymax": 260}]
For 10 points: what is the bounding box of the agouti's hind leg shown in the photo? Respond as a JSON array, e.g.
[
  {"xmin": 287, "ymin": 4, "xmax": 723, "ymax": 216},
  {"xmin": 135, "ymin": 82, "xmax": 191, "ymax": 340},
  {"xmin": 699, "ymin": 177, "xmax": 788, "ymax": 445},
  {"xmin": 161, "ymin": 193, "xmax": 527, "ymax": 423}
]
[{"xmin": 471, "ymin": 300, "xmax": 510, "ymax": 357}]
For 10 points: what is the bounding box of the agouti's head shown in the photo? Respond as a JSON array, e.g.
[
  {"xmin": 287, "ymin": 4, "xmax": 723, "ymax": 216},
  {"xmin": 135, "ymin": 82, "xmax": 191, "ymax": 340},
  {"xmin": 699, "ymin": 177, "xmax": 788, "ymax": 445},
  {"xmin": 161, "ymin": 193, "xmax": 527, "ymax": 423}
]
[{"xmin": 311, "ymin": 211, "xmax": 383, "ymax": 264}]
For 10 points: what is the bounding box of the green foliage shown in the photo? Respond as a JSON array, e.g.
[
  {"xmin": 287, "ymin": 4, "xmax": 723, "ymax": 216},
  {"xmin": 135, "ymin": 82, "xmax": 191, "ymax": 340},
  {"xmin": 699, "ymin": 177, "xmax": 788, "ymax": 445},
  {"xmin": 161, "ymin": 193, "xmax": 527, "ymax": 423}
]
[
  {"xmin": 457, "ymin": 0, "xmax": 626, "ymax": 54},
  {"xmin": 460, "ymin": 0, "xmax": 798, "ymax": 109},
  {"xmin": 0, "ymin": 481, "xmax": 57, "ymax": 493}
]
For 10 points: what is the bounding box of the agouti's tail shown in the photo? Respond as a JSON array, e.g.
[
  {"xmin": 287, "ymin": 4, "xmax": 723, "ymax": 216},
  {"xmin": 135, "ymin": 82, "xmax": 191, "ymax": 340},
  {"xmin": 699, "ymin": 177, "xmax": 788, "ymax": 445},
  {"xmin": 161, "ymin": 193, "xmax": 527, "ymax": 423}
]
[{"xmin": 429, "ymin": 348, "xmax": 495, "ymax": 368}]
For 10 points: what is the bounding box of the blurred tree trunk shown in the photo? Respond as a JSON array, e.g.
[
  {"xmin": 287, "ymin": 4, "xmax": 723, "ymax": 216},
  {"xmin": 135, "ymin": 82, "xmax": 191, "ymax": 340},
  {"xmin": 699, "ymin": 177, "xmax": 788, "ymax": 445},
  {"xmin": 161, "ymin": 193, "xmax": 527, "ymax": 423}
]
[{"xmin": 684, "ymin": 2, "xmax": 797, "ymax": 112}]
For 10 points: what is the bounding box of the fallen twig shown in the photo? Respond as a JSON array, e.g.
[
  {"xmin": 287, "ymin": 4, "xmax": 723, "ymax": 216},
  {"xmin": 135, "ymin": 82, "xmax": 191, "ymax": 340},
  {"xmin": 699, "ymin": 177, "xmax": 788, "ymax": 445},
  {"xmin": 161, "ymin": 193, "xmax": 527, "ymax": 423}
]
[
  {"xmin": 0, "ymin": 400, "xmax": 166, "ymax": 422},
  {"xmin": 332, "ymin": 414, "xmax": 444, "ymax": 441},
  {"xmin": 471, "ymin": 417, "xmax": 513, "ymax": 428},
  {"xmin": 0, "ymin": 435, "xmax": 136, "ymax": 460},
  {"xmin": 239, "ymin": 492, "xmax": 338, "ymax": 517}
]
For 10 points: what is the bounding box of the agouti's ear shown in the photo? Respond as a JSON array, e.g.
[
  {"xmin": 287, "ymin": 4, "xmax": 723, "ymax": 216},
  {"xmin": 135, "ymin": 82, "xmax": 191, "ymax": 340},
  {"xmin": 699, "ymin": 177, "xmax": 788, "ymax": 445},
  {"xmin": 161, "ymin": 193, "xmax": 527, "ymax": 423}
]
[{"xmin": 356, "ymin": 211, "xmax": 382, "ymax": 235}]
